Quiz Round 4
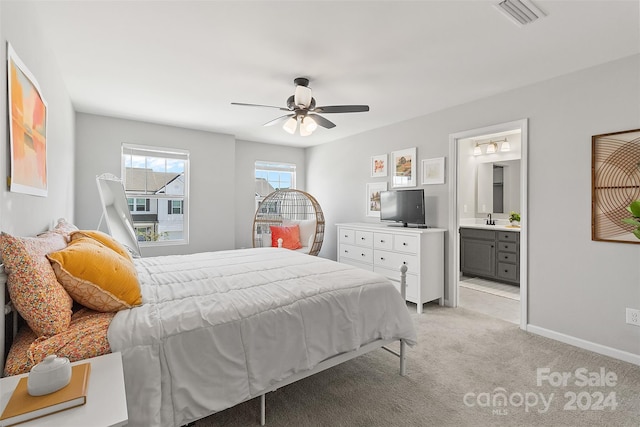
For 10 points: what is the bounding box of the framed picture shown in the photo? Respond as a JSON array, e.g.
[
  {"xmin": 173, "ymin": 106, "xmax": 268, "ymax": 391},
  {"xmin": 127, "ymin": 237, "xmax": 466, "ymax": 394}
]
[
  {"xmin": 371, "ymin": 154, "xmax": 387, "ymax": 177},
  {"xmin": 391, "ymin": 148, "xmax": 416, "ymax": 187},
  {"xmin": 366, "ymin": 182, "xmax": 387, "ymax": 217},
  {"xmin": 422, "ymin": 157, "xmax": 446, "ymax": 185},
  {"xmin": 592, "ymin": 128, "xmax": 640, "ymax": 244},
  {"xmin": 7, "ymin": 43, "xmax": 48, "ymax": 197}
]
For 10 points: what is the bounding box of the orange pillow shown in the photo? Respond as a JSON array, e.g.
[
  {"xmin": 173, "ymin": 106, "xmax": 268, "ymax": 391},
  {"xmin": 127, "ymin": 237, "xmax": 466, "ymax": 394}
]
[
  {"xmin": 47, "ymin": 237, "xmax": 142, "ymax": 312},
  {"xmin": 70, "ymin": 230, "xmax": 133, "ymax": 261},
  {"xmin": 270, "ymin": 225, "xmax": 302, "ymax": 250}
]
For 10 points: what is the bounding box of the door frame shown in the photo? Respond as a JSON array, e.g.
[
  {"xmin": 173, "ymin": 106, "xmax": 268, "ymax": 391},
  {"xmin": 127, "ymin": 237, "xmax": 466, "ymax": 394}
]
[{"xmin": 448, "ymin": 119, "xmax": 529, "ymax": 330}]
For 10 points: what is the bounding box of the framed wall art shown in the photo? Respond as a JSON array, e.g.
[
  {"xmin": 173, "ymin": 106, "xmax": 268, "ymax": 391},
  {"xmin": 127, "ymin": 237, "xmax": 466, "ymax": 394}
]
[
  {"xmin": 371, "ymin": 154, "xmax": 387, "ymax": 177},
  {"xmin": 391, "ymin": 147, "xmax": 416, "ymax": 187},
  {"xmin": 7, "ymin": 43, "xmax": 48, "ymax": 197},
  {"xmin": 421, "ymin": 157, "xmax": 445, "ymax": 185},
  {"xmin": 366, "ymin": 182, "xmax": 387, "ymax": 217},
  {"xmin": 592, "ymin": 128, "xmax": 640, "ymax": 243}
]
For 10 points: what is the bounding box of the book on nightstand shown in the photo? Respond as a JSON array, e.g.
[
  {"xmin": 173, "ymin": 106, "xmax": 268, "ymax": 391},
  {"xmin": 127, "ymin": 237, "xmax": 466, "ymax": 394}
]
[{"xmin": 0, "ymin": 363, "xmax": 91, "ymax": 426}]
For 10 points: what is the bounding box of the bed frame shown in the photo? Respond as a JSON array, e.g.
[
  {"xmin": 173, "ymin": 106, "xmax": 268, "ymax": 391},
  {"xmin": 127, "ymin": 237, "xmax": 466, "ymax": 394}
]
[{"xmin": 0, "ymin": 263, "xmax": 409, "ymax": 426}]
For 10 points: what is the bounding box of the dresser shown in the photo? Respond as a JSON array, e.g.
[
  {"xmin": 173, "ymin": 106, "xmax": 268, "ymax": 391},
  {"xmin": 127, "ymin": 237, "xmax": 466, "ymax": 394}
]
[{"xmin": 336, "ymin": 223, "xmax": 445, "ymax": 313}]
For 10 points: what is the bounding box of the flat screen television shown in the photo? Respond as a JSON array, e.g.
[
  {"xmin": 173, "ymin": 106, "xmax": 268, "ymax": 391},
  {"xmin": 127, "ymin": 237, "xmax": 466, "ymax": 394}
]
[{"xmin": 379, "ymin": 189, "xmax": 426, "ymax": 227}]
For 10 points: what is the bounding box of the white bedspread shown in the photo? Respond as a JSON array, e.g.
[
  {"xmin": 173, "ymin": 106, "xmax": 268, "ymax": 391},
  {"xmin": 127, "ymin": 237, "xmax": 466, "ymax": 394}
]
[{"xmin": 107, "ymin": 248, "xmax": 417, "ymax": 427}]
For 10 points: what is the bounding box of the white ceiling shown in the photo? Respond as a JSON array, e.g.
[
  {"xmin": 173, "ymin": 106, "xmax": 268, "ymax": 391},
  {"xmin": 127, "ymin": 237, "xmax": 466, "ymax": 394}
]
[{"xmin": 31, "ymin": 0, "xmax": 640, "ymax": 147}]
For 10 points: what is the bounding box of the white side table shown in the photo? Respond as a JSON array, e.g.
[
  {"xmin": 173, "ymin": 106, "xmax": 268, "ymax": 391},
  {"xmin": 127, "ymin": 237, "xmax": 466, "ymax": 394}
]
[{"xmin": 0, "ymin": 352, "xmax": 128, "ymax": 427}]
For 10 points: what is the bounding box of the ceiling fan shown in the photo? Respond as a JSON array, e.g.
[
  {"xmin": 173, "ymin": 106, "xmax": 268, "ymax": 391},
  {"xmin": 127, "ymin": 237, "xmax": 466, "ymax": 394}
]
[{"xmin": 231, "ymin": 77, "xmax": 369, "ymax": 136}]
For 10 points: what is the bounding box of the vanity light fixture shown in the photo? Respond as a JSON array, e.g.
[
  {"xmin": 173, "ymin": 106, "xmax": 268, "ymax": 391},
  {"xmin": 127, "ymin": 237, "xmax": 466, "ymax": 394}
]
[{"xmin": 473, "ymin": 138, "xmax": 509, "ymax": 155}]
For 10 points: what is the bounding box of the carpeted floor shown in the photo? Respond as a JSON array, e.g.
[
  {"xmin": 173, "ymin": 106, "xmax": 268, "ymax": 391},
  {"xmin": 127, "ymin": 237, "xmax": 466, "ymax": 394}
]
[{"xmin": 196, "ymin": 304, "xmax": 640, "ymax": 427}]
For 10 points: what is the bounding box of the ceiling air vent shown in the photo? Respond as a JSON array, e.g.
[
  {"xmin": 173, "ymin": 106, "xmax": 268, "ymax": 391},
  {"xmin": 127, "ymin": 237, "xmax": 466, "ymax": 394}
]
[{"xmin": 495, "ymin": 0, "xmax": 546, "ymax": 26}]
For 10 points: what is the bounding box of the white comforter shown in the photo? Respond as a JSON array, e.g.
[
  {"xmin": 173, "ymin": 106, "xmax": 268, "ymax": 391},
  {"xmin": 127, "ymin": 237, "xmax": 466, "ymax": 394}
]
[{"xmin": 107, "ymin": 248, "xmax": 417, "ymax": 427}]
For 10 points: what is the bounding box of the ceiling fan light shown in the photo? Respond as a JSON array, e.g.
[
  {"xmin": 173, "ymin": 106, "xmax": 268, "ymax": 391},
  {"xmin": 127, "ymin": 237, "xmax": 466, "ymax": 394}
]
[
  {"xmin": 294, "ymin": 85, "xmax": 312, "ymax": 108},
  {"xmin": 302, "ymin": 116, "xmax": 317, "ymax": 133},
  {"xmin": 283, "ymin": 116, "xmax": 297, "ymax": 134}
]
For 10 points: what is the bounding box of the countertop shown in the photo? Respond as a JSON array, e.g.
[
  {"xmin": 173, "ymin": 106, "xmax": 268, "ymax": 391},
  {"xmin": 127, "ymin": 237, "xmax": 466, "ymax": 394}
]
[{"xmin": 459, "ymin": 223, "xmax": 521, "ymax": 232}]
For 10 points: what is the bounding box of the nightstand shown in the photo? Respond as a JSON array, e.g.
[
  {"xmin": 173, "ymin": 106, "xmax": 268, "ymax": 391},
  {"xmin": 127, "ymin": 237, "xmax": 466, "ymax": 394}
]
[{"xmin": 0, "ymin": 352, "xmax": 128, "ymax": 427}]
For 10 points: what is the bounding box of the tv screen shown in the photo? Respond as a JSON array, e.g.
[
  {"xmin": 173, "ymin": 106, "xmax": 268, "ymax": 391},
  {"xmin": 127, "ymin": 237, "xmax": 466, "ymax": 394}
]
[{"xmin": 380, "ymin": 189, "xmax": 426, "ymax": 227}]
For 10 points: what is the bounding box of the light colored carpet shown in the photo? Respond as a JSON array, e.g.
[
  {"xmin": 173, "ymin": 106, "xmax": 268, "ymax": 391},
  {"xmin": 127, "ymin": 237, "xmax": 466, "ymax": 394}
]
[
  {"xmin": 460, "ymin": 277, "xmax": 520, "ymax": 301},
  {"xmin": 196, "ymin": 304, "xmax": 640, "ymax": 427}
]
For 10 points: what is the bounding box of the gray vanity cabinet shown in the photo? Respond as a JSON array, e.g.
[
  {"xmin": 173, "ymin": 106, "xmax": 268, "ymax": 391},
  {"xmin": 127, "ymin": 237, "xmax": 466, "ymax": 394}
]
[
  {"xmin": 460, "ymin": 227, "xmax": 520, "ymax": 285},
  {"xmin": 460, "ymin": 228, "xmax": 496, "ymax": 278}
]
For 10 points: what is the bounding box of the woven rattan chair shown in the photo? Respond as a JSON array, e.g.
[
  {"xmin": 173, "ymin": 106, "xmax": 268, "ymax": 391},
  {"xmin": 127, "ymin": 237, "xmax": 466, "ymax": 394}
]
[{"xmin": 253, "ymin": 189, "xmax": 325, "ymax": 256}]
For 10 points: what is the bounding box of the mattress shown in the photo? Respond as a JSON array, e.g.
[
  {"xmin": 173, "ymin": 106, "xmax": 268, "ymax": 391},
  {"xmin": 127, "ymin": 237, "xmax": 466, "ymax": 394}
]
[{"xmin": 107, "ymin": 247, "xmax": 417, "ymax": 427}]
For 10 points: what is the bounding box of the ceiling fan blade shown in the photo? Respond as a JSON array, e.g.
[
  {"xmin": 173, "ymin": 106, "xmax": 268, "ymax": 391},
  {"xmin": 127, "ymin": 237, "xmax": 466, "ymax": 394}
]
[
  {"xmin": 308, "ymin": 113, "xmax": 336, "ymax": 129},
  {"xmin": 313, "ymin": 105, "xmax": 369, "ymax": 114},
  {"xmin": 231, "ymin": 102, "xmax": 290, "ymax": 111},
  {"xmin": 263, "ymin": 114, "xmax": 295, "ymax": 127}
]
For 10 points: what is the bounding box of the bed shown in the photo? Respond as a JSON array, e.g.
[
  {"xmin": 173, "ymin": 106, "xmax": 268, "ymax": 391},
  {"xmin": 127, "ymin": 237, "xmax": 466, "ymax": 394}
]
[{"xmin": 0, "ymin": 222, "xmax": 417, "ymax": 427}]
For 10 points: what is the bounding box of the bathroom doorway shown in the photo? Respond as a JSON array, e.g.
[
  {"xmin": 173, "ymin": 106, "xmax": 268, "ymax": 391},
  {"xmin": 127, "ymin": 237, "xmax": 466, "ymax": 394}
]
[{"xmin": 448, "ymin": 119, "xmax": 528, "ymax": 330}]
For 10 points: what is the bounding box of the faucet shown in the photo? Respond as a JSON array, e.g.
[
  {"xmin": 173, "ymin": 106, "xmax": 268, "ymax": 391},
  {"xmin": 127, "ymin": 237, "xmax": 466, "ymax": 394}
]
[{"xmin": 486, "ymin": 213, "xmax": 495, "ymax": 225}]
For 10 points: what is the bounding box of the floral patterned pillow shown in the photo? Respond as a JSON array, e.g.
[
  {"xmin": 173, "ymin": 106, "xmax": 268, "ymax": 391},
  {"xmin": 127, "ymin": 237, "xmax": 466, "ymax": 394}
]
[
  {"xmin": 1, "ymin": 231, "xmax": 73, "ymax": 337},
  {"xmin": 50, "ymin": 218, "xmax": 79, "ymax": 242}
]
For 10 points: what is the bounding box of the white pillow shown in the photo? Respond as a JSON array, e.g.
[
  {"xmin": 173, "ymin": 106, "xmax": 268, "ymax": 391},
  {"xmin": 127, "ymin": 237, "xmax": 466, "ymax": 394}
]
[{"xmin": 283, "ymin": 219, "xmax": 316, "ymax": 248}]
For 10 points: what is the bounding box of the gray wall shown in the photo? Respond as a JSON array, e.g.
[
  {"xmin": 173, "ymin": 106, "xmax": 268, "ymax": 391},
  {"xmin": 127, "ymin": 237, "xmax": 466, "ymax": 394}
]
[
  {"xmin": 75, "ymin": 113, "xmax": 236, "ymax": 257},
  {"xmin": 0, "ymin": 1, "xmax": 76, "ymax": 236},
  {"xmin": 234, "ymin": 140, "xmax": 305, "ymax": 249},
  {"xmin": 307, "ymin": 54, "xmax": 640, "ymax": 358}
]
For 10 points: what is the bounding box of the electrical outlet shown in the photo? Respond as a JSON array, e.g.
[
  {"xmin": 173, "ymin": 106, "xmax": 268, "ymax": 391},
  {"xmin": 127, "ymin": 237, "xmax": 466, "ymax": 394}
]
[{"xmin": 626, "ymin": 308, "xmax": 640, "ymax": 326}]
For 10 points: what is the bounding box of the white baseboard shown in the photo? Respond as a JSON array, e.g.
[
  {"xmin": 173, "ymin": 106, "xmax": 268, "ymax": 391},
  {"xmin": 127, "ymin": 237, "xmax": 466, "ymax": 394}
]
[{"xmin": 527, "ymin": 324, "xmax": 640, "ymax": 366}]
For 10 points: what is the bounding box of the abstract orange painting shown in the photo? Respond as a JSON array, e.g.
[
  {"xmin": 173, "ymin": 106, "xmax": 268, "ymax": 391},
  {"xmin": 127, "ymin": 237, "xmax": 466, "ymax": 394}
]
[{"xmin": 7, "ymin": 43, "xmax": 48, "ymax": 196}]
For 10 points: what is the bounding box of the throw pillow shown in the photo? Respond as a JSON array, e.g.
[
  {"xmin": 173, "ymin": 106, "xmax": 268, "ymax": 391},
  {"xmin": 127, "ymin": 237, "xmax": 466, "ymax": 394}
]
[
  {"xmin": 47, "ymin": 236, "xmax": 142, "ymax": 312},
  {"xmin": 0, "ymin": 231, "xmax": 73, "ymax": 337},
  {"xmin": 70, "ymin": 230, "xmax": 133, "ymax": 261},
  {"xmin": 270, "ymin": 225, "xmax": 302, "ymax": 250}
]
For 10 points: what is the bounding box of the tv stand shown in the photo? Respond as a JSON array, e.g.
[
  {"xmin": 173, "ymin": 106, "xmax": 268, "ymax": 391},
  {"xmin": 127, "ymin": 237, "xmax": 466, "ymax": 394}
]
[{"xmin": 336, "ymin": 223, "xmax": 445, "ymax": 313}]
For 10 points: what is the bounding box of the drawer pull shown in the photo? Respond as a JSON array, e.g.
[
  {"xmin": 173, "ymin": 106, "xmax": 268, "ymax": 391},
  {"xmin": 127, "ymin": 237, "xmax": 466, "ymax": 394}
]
[
  {"xmin": 402, "ymin": 242, "xmax": 407, "ymax": 246},
  {"xmin": 344, "ymin": 250, "xmax": 349, "ymax": 254},
  {"xmin": 380, "ymin": 240, "xmax": 385, "ymax": 243},
  {"xmin": 403, "ymin": 261, "xmax": 407, "ymax": 265},
  {"xmin": 380, "ymin": 257, "xmax": 385, "ymax": 261},
  {"xmin": 361, "ymin": 253, "xmax": 366, "ymax": 257},
  {"xmin": 361, "ymin": 237, "xmax": 365, "ymax": 240}
]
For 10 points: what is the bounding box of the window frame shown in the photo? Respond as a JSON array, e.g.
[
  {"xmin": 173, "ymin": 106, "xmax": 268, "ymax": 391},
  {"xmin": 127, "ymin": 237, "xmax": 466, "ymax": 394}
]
[{"xmin": 121, "ymin": 143, "xmax": 190, "ymax": 247}]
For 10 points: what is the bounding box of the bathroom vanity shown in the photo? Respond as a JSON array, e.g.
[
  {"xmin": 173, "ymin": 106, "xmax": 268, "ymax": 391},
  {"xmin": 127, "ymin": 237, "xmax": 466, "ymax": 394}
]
[{"xmin": 460, "ymin": 225, "xmax": 520, "ymax": 285}]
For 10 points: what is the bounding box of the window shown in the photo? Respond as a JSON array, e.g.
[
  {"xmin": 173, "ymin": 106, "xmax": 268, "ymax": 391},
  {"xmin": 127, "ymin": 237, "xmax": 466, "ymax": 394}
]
[
  {"xmin": 255, "ymin": 161, "xmax": 296, "ymax": 210},
  {"xmin": 122, "ymin": 143, "xmax": 189, "ymax": 245}
]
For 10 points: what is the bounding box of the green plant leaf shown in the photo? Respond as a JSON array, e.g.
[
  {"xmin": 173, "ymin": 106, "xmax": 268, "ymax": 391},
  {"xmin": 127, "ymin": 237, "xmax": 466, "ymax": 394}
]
[
  {"xmin": 622, "ymin": 218, "xmax": 640, "ymax": 227},
  {"xmin": 629, "ymin": 200, "xmax": 640, "ymax": 218},
  {"xmin": 634, "ymin": 228, "xmax": 640, "ymax": 240}
]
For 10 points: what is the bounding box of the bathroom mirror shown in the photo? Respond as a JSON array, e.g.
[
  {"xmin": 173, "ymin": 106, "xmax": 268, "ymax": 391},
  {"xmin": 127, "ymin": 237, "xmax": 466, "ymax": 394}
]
[
  {"xmin": 96, "ymin": 173, "xmax": 141, "ymax": 257},
  {"xmin": 477, "ymin": 160, "xmax": 520, "ymax": 214}
]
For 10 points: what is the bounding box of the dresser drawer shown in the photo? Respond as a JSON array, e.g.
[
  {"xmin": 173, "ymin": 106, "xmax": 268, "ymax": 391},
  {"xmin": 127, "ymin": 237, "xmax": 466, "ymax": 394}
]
[
  {"xmin": 497, "ymin": 262, "xmax": 518, "ymax": 281},
  {"xmin": 374, "ymin": 249, "xmax": 419, "ymax": 273},
  {"xmin": 340, "ymin": 244, "xmax": 373, "ymax": 264},
  {"xmin": 374, "ymin": 266, "xmax": 418, "ymax": 301},
  {"xmin": 339, "ymin": 229, "xmax": 355, "ymax": 245},
  {"xmin": 355, "ymin": 230, "xmax": 374, "ymax": 247},
  {"xmin": 498, "ymin": 252, "xmax": 517, "ymax": 263},
  {"xmin": 393, "ymin": 235, "xmax": 419, "ymax": 254},
  {"xmin": 498, "ymin": 242, "xmax": 517, "ymax": 253},
  {"xmin": 497, "ymin": 231, "xmax": 518, "ymax": 243},
  {"xmin": 373, "ymin": 232, "xmax": 393, "ymax": 250}
]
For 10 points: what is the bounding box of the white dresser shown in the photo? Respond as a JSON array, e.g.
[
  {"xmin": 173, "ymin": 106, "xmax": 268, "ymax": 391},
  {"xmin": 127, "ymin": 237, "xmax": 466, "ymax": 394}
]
[{"xmin": 336, "ymin": 223, "xmax": 445, "ymax": 313}]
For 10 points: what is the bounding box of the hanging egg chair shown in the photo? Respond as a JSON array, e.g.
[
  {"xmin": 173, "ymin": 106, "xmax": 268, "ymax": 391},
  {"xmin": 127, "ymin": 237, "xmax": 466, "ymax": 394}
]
[{"xmin": 253, "ymin": 189, "xmax": 325, "ymax": 256}]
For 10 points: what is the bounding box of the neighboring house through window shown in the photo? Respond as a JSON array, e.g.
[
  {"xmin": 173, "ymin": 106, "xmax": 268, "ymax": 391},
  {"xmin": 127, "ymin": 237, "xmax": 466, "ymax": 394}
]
[
  {"xmin": 255, "ymin": 161, "xmax": 296, "ymax": 210},
  {"xmin": 122, "ymin": 143, "xmax": 189, "ymax": 245}
]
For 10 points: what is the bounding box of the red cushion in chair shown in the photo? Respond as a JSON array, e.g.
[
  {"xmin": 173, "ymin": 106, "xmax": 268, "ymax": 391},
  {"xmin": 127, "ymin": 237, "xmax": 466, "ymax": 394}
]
[{"xmin": 270, "ymin": 225, "xmax": 302, "ymax": 250}]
